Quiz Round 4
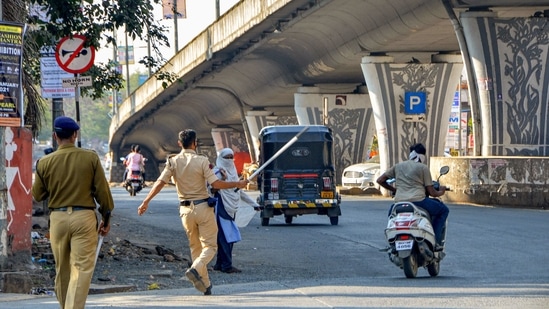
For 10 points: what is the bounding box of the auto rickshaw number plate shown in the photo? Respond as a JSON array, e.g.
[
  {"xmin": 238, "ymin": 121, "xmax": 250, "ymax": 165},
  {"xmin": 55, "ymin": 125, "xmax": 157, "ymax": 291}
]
[{"xmin": 321, "ymin": 191, "xmax": 334, "ymax": 198}]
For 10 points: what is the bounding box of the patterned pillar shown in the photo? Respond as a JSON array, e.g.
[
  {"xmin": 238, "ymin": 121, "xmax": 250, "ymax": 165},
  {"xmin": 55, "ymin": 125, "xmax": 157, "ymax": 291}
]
[
  {"xmin": 210, "ymin": 127, "xmax": 251, "ymax": 172},
  {"xmin": 294, "ymin": 86, "xmax": 375, "ymax": 183},
  {"xmin": 361, "ymin": 54, "xmax": 463, "ymax": 173},
  {"xmin": 245, "ymin": 111, "xmax": 298, "ymax": 162},
  {"xmin": 461, "ymin": 11, "xmax": 549, "ymax": 156}
]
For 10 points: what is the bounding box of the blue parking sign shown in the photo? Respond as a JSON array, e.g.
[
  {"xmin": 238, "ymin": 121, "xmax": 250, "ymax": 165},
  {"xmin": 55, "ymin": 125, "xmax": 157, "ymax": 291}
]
[{"xmin": 405, "ymin": 92, "xmax": 426, "ymax": 114}]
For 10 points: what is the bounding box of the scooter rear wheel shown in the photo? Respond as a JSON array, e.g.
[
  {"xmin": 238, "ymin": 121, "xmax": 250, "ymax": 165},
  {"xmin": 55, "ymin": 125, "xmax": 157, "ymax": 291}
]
[{"xmin": 403, "ymin": 253, "xmax": 418, "ymax": 278}]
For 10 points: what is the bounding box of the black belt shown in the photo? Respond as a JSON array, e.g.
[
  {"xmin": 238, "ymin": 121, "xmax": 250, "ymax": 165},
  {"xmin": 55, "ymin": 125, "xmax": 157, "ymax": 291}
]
[
  {"xmin": 180, "ymin": 199, "xmax": 208, "ymax": 206},
  {"xmin": 51, "ymin": 206, "xmax": 95, "ymax": 212}
]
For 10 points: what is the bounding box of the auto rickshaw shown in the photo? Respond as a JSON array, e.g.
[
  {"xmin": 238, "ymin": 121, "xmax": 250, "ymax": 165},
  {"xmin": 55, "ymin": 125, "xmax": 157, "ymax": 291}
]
[{"xmin": 256, "ymin": 125, "xmax": 341, "ymax": 226}]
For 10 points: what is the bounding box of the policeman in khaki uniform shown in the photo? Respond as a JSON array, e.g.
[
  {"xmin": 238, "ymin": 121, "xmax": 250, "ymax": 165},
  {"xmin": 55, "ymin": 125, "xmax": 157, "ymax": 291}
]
[
  {"xmin": 32, "ymin": 116, "xmax": 114, "ymax": 309},
  {"xmin": 137, "ymin": 129, "xmax": 247, "ymax": 295}
]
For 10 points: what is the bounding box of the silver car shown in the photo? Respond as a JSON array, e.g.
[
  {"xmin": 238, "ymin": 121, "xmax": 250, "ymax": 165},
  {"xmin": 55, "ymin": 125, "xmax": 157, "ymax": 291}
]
[{"xmin": 341, "ymin": 162, "xmax": 380, "ymax": 190}]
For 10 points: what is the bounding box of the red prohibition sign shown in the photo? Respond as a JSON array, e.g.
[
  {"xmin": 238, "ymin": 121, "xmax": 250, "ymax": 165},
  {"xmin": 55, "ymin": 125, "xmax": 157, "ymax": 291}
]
[{"xmin": 55, "ymin": 34, "xmax": 95, "ymax": 74}]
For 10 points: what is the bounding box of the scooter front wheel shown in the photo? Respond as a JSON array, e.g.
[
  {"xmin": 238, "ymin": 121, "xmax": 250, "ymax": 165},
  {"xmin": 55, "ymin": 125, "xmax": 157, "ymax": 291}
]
[
  {"xmin": 403, "ymin": 253, "xmax": 418, "ymax": 278},
  {"xmin": 427, "ymin": 260, "xmax": 440, "ymax": 277}
]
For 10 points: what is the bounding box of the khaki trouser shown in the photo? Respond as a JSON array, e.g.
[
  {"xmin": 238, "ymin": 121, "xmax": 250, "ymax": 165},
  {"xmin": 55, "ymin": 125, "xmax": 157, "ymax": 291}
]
[
  {"xmin": 49, "ymin": 208, "xmax": 98, "ymax": 309},
  {"xmin": 179, "ymin": 201, "xmax": 218, "ymax": 288}
]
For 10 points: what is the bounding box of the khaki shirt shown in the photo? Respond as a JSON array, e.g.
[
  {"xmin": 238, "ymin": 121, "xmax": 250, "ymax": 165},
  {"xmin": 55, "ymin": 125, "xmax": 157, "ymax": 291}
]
[
  {"xmin": 32, "ymin": 144, "xmax": 114, "ymax": 218},
  {"xmin": 158, "ymin": 149, "xmax": 219, "ymax": 201},
  {"xmin": 384, "ymin": 160, "xmax": 433, "ymax": 202}
]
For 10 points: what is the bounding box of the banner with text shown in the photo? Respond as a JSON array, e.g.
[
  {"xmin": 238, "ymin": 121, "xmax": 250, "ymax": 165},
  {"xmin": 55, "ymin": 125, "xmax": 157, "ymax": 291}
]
[
  {"xmin": 0, "ymin": 22, "xmax": 26, "ymax": 127},
  {"xmin": 162, "ymin": 0, "xmax": 187, "ymax": 19}
]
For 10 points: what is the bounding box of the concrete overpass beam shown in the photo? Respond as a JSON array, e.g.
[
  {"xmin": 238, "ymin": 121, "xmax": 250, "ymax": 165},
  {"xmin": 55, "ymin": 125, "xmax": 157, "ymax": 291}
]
[
  {"xmin": 460, "ymin": 11, "xmax": 549, "ymax": 156},
  {"xmin": 294, "ymin": 86, "xmax": 376, "ymax": 185},
  {"xmin": 361, "ymin": 54, "xmax": 463, "ymax": 176}
]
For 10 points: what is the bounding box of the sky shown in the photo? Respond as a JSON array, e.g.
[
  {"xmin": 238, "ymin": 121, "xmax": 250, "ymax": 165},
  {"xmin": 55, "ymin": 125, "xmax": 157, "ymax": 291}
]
[{"xmin": 97, "ymin": 0, "xmax": 241, "ymax": 75}]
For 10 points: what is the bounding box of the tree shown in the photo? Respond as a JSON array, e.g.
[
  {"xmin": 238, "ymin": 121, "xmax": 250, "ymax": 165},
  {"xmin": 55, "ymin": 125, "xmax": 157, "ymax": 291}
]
[{"xmin": 3, "ymin": 0, "xmax": 178, "ymax": 136}]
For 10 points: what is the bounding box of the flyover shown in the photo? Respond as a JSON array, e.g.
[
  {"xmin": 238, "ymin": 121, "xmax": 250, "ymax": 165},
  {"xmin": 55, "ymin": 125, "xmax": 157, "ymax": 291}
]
[{"xmin": 108, "ymin": 0, "xmax": 549, "ymax": 207}]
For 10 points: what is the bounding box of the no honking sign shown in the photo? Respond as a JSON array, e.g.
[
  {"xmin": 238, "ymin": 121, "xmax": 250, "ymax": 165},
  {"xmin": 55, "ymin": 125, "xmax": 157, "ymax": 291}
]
[{"xmin": 55, "ymin": 35, "xmax": 95, "ymax": 74}]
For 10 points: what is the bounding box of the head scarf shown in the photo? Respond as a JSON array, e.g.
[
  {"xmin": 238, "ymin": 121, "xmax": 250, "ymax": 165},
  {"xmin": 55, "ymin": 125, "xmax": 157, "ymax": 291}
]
[
  {"xmin": 409, "ymin": 150, "xmax": 426, "ymax": 164},
  {"xmin": 215, "ymin": 148, "xmax": 240, "ymax": 218}
]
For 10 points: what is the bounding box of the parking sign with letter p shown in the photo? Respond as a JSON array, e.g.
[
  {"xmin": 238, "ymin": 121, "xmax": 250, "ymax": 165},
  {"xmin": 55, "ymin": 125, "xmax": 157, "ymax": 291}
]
[{"xmin": 404, "ymin": 92, "xmax": 426, "ymax": 114}]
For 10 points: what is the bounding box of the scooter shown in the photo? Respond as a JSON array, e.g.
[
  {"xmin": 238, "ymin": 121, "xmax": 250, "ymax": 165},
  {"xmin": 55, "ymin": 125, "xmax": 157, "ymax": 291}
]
[
  {"xmin": 125, "ymin": 170, "xmax": 143, "ymax": 196},
  {"xmin": 384, "ymin": 166, "xmax": 450, "ymax": 278}
]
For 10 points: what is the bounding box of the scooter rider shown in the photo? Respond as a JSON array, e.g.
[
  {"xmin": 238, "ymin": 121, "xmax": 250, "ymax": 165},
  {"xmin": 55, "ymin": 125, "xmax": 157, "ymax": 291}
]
[
  {"xmin": 376, "ymin": 143, "xmax": 449, "ymax": 251},
  {"xmin": 125, "ymin": 144, "xmax": 145, "ymax": 184},
  {"xmin": 122, "ymin": 144, "xmax": 136, "ymax": 181}
]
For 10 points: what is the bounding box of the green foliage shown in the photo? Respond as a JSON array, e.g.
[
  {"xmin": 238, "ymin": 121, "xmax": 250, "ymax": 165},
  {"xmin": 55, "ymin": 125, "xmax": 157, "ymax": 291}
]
[
  {"xmin": 36, "ymin": 69, "xmax": 148, "ymax": 145},
  {"xmin": 37, "ymin": 95, "xmax": 112, "ymax": 151},
  {"xmin": 26, "ymin": 0, "xmax": 177, "ymax": 100}
]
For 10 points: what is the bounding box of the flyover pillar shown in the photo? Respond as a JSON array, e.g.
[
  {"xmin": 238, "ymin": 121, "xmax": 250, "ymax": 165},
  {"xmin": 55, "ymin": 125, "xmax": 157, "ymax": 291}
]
[
  {"xmin": 460, "ymin": 11, "xmax": 549, "ymax": 156},
  {"xmin": 361, "ymin": 54, "xmax": 463, "ymax": 175},
  {"xmin": 244, "ymin": 111, "xmax": 298, "ymax": 162},
  {"xmin": 294, "ymin": 86, "xmax": 376, "ymax": 183},
  {"xmin": 210, "ymin": 127, "xmax": 251, "ymax": 174}
]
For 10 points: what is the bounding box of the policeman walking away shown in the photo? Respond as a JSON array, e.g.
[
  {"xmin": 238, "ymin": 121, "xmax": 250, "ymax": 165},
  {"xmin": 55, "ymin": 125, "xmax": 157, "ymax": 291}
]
[{"xmin": 32, "ymin": 116, "xmax": 114, "ymax": 309}]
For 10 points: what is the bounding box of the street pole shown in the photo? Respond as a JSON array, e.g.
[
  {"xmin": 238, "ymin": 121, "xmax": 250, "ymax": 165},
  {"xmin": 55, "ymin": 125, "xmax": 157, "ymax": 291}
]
[
  {"xmin": 74, "ymin": 73, "xmax": 82, "ymax": 148},
  {"xmin": 51, "ymin": 98, "xmax": 64, "ymax": 149},
  {"xmin": 125, "ymin": 29, "xmax": 130, "ymax": 98},
  {"xmin": 147, "ymin": 25, "xmax": 152, "ymax": 77},
  {"xmin": 112, "ymin": 30, "xmax": 118, "ymax": 115},
  {"xmin": 458, "ymin": 77, "xmax": 462, "ymax": 155},
  {"xmin": 173, "ymin": 0, "xmax": 179, "ymax": 52}
]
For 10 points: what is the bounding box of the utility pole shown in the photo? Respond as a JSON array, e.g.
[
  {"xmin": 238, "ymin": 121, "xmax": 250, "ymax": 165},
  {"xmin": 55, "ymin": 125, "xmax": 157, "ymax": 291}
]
[
  {"xmin": 52, "ymin": 97, "xmax": 64, "ymax": 149},
  {"xmin": 125, "ymin": 28, "xmax": 130, "ymax": 98},
  {"xmin": 173, "ymin": 0, "xmax": 179, "ymax": 52},
  {"xmin": 112, "ymin": 30, "xmax": 118, "ymax": 116}
]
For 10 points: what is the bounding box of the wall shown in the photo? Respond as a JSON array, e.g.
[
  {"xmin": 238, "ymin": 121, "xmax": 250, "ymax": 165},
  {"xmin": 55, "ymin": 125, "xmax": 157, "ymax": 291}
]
[
  {"xmin": 430, "ymin": 156, "xmax": 549, "ymax": 209},
  {"xmin": 1, "ymin": 127, "xmax": 33, "ymax": 270}
]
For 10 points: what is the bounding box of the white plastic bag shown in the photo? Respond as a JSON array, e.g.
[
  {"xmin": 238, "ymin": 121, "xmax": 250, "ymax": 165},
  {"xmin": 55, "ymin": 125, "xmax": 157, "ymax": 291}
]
[{"xmin": 235, "ymin": 204, "xmax": 258, "ymax": 227}]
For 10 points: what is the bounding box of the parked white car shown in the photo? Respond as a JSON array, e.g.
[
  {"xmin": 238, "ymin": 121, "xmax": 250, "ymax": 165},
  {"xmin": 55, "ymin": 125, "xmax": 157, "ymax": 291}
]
[{"xmin": 341, "ymin": 161, "xmax": 381, "ymax": 190}]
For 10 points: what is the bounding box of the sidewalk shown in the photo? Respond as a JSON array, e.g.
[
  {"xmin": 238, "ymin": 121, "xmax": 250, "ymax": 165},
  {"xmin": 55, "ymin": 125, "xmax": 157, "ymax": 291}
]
[
  {"xmin": 1, "ymin": 280, "xmax": 366, "ymax": 308},
  {"xmin": 2, "ymin": 277, "xmax": 548, "ymax": 309}
]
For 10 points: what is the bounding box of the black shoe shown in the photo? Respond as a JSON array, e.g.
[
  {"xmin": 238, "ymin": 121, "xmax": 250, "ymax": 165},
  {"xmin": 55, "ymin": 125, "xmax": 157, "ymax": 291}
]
[
  {"xmin": 222, "ymin": 266, "xmax": 241, "ymax": 273},
  {"xmin": 204, "ymin": 284, "xmax": 212, "ymax": 295},
  {"xmin": 185, "ymin": 268, "xmax": 207, "ymax": 293},
  {"xmin": 434, "ymin": 244, "xmax": 444, "ymax": 252},
  {"xmin": 213, "ymin": 265, "xmax": 221, "ymax": 271}
]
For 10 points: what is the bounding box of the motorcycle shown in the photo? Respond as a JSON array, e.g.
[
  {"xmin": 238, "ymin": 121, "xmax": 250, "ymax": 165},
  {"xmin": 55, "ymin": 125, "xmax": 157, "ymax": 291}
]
[
  {"xmin": 384, "ymin": 165, "xmax": 450, "ymax": 278},
  {"xmin": 120, "ymin": 157, "xmax": 144, "ymax": 196},
  {"xmin": 125, "ymin": 170, "xmax": 143, "ymax": 196}
]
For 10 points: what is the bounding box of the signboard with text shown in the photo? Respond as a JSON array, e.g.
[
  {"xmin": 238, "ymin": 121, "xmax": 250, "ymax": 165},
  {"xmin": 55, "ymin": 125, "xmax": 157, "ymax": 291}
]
[
  {"xmin": 40, "ymin": 46, "xmax": 75, "ymax": 98},
  {"xmin": 117, "ymin": 45, "xmax": 134, "ymax": 65},
  {"xmin": 62, "ymin": 75, "xmax": 92, "ymax": 87},
  {"xmin": 162, "ymin": 0, "xmax": 187, "ymax": 19},
  {"xmin": 0, "ymin": 22, "xmax": 25, "ymax": 127}
]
